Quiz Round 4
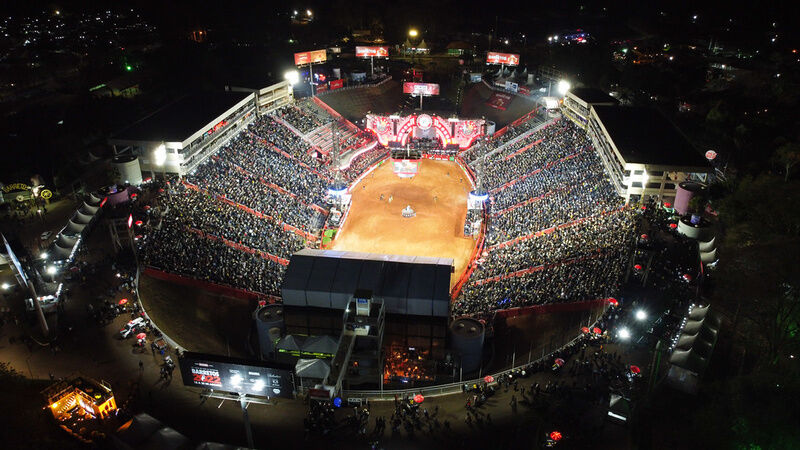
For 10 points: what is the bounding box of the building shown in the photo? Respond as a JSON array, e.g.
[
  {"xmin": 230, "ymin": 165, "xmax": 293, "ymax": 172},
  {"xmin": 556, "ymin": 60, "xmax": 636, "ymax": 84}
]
[
  {"xmin": 42, "ymin": 376, "xmax": 118, "ymax": 420},
  {"xmin": 253, "ymin": 81, "xmax": 294, "ymax": 115},
  {"xmin": 562, "ymin": 87, "xmax": 618, "ymax": 128},
  {"xmin": 587, "ymin": 105, "xmax": 710, "ymax": 203},
  {"xmin": 108, "ymin": 91, "xmax": 257, "ymax": 176}
]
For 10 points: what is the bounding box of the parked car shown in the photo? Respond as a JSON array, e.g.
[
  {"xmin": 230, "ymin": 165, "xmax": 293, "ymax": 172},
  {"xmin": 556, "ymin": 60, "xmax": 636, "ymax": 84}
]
[{"xmin": 120, "ymin": 317, "xmax": 146, "ymax": 338}]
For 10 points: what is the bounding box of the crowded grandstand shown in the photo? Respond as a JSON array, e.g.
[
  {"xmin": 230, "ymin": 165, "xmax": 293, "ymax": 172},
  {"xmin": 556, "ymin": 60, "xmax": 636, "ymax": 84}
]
[{"xmin": 138, "ymin": 98, "xmax": 635, "ymax": 318}]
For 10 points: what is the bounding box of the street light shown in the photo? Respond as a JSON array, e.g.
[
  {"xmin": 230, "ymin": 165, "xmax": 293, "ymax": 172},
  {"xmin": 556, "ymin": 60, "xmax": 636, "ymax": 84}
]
[
  {"xmin": 409, "ymin": 29, "xmax": 418, "ymax": 37},
  {"xmin": 40, "ymin": 252, "xmax": 48, "ymax": 259},
  {"xmin": 618, "ymin": 327, "xmax": 631, "ymax": 340},
  {"xmin": 46, "ymin": 265, "xmax": 57, "ymax": 282},
  {"xmin": 1, "ymin": 282, "xmax": 10, "ymax": 290},
  {"xmin": 557, "ymin": 80, "xmax": 571, "ymax": 96},
  {"xmin": 635, "ymin": 310, "xmax": 647, "ymax": 321},
  {"xmin": 284, "ymin": 70, "xmax": 300, "ymax": 85}
]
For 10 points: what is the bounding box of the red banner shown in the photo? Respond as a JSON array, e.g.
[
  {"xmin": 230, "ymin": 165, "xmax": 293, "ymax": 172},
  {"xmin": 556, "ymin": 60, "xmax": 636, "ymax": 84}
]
[
  {"xmin": 402, "ymin": 82, "xmax": 440, "ymax": 96},
  {"xmin": 329, "ymin": 79, "xmax": 344, "ymax": 90},
  {"xmin": 356, "ymin": 46, "xmax": 389, "ymax": 57},
  {"xmin": 486, "ymin": 52, "xmax": 520, "ymax": 66},
  {"xmin": 294, "ymin": 49, "xmax": 327, "ymax": 65}
]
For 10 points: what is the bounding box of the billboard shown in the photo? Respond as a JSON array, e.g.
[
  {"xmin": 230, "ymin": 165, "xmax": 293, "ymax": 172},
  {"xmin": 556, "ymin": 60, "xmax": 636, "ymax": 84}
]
[
  {"xmin": 294, "ymin": 49, "xmax": 327, "ymax": 65},
  {"xmin": 402, "ymin": 82, "xmax": 440, "ymax": 96},
  {"xmin": 179, "ymin": 352, "xmax": 295, "ymax": 398},
  {"xmin": 356, "ymin": 46, "xmax": 389, "ymax": 58},
  {"xmin": 486, "ymin": 52, "xmax": 520, "ymax": 66},
  {"xmin": 392, "ymin": 159, "xmax": 420, "ymax": 177}
]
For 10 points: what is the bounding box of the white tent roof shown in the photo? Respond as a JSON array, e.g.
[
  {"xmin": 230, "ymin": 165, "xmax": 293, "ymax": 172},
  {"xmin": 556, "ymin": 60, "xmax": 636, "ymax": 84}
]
[
  {"xmin": 88, "ymin": 193, "xmax": 104, "ymax": 205},
  {"xmin": 116, "ymin": 413, "xmax": 163, "ymax": 446},
  {"xmin": 295, "ymin": 358, "xmax": 331, "ymax": 380},
  {"xmin": 142, "ymin": 427, "xmax": 188, "ymax": 450},
  {"xmin": 51, "ymin": 244, "xmax": 72, "ymax": 261},
  {"xmin": 301, "ymin": 335, "xmax": 338, "ymax": 355},
  {"xmin": 81, "ymin": 202, "xmax": 100, "ymax": 214},
  {"xmin": 57, "ymin": 234, "xmax": 78, "ymax": 248},
  {"xmin": 669, "ymin": 348, "xmax": 708, "ymax": 374},
  {"xmin": 64, "ymin": 220, "xmax": 86, "ymax": 235},
  {"xmin": 74, "ymin": 211, "xmax": 94, "ymax": 224}
]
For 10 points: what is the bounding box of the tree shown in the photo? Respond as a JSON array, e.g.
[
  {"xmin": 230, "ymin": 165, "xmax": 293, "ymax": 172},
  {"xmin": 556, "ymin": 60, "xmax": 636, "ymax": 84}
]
[{"xmin": 771, "ymin": 142, "xmax": 800, "ymax": 182}]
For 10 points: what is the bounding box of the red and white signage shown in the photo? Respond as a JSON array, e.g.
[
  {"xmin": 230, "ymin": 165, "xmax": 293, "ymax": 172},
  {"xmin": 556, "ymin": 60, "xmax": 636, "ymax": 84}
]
[
  {"xmin": 486, "ymin": 52, "xmax": 520, "ymax": 66},
  {"xmin": 329, "ymin": 79, "xmax": 344, "ymax": 90},
  {"xmin": 294, "ymin": 49, "xmax": 327, "ymax": 65},
  {"xmin": 705, "ymin": 150, "xmax": 717, "ymax": 161},
  {"xmin": 402, "ymin": 82, "xmax": 440, "ymax": 96},
  {"xmin": 355, "ymin": 46, "xmax": 388, "ymax": 58}
]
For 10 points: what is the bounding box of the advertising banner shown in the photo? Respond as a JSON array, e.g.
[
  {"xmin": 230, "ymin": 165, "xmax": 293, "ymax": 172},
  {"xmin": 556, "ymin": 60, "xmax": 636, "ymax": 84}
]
[
  {"xmin": 179, "ymin": 352, "xmax": 295, "ymax": 398},
  {"xmin": 486, "ymin": 52, "xmax": 520, "ymax": 66},
  {"xmin": 402, "ymin": 82, "xmax": 440, "ymax": 96},
  {"xmin": 504, "ymin": 81, "xmax": 519, "ymax": 92},
  {"xmin": 329, "ymin": 79, "xmax": 344, "ymax": 90},
  {"xmin": 355, "ymin": 46, "xmax": 389, "ymax": 58},
  {"xmin": 294, "ymin": 49, "xmax": 327, "ymax": 65}
]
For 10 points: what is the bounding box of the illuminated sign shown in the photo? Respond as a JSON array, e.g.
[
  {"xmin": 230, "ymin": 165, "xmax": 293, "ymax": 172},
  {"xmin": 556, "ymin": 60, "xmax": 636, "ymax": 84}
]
[
  {"xmin": 486, "ymin": 52, "xmax": 520, "ymax": 66},
  {"xmin": 356, "ymin": 46, "xmax": 389, "ymax": 58},
  {"xmin": 366, "ymin": 114, "xmax": 484, "ymax": 149},
  {"xmin": 179, "ymin": 352, "xmax": 295, "ymax": 398},
  {"xmin": 127, "ymin": 214, "xmax": 133, "ymax": 229},
  {"xmin": 294, "ymin": 49, "xmax": 327, "ymax": 65},
  {"xmin": 2, "ymin": 183, "xmax": 31, "ymax": 193},
  {"xmin": 402, "ymin": 82, "xmax": 440, "ymax": 96},
  {"xmin": 330, "ymin": 79, "xmax": 344, "ymax": 90}
]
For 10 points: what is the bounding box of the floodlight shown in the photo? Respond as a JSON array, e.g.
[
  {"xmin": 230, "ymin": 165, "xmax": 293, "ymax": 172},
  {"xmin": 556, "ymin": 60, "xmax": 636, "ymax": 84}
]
[
  {"xmin": 284, "ymin": 70, "xmax": 300, "ymax": 85},
  {"xmin": 557, "ymin": 80, "xmax": 571, "ymax": 96}
]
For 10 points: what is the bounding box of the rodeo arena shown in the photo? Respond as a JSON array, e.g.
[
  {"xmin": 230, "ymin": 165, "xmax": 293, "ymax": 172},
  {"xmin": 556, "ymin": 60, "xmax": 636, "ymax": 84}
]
[{"xmin": 10, "ymin": 49, "xmax": 717, "ymax": 449}]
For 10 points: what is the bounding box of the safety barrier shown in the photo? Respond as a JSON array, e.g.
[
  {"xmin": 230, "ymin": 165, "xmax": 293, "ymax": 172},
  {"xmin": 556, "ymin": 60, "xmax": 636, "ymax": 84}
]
[{"xmin": 186, "ymin": 227, "xmax": 289, "ymax": 266}]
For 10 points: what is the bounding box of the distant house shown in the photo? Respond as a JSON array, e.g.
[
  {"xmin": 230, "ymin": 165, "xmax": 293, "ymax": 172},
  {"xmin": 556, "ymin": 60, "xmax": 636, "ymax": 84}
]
[
  {"xmin": 446, "ymin": 41, "xmax": 472, "ymax": 56},
  {"xmin": 89, "ymin": 74, "xmax": 141, "ymax": 98}
]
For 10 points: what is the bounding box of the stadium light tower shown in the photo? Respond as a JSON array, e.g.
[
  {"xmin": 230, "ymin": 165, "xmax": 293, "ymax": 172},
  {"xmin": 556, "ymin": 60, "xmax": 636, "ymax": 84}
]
[{"xmin": 284, "ymin": 70, "xmax": 300, "ymax": 85}]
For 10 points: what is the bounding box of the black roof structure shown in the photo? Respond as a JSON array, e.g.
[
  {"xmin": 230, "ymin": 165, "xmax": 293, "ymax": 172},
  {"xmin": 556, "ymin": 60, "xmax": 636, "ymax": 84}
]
[
  {"xmin": 592, "ymin": 106, "xmax": 710, "ymax": 168},
  {"xmin": 568, "ymin": 87, "xmax": 618, "ymax": 105},
  {"xmin": 281, "ymin": 249, "xmax": 453, "ymax": 317},
  {"xmin": 113, "ymin": 91, "xmax": 252, "ymax": 143}
]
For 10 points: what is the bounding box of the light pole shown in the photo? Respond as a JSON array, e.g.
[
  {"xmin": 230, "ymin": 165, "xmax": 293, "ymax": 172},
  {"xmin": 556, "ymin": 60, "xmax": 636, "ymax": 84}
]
[{"xmin": 46, "ymin": 265, "xmax": 57, "ymax": 283}]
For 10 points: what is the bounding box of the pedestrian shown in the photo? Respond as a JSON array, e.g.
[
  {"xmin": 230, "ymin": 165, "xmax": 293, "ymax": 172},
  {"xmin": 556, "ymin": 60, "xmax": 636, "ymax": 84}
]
[{"xmin": 139, "ymin": 360, "xmax": 144, "ymax": 372}]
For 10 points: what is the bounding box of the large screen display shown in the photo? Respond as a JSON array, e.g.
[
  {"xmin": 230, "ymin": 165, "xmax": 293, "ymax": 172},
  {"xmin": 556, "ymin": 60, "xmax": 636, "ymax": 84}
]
[
  {"xmin": 294, "ymin": 49, "xmax": 327, "ymax": 65},
  {"xmin": 179, "ymin": 352, "xmax": 295, "ymax": 398},
  {"xmin": 486, "ymin": 52, "xmax": 520, "ymax": 66},
  {"xmin": 356, "ymin": 46, "xmax": 389, "ymax": 58},
  {"xmin": 402, "ymin": 82, "xmax": 440, "ymax": 96},
  {"xmin": 392, "ymin": 159, "xmax": 420, "ymax": 177}
]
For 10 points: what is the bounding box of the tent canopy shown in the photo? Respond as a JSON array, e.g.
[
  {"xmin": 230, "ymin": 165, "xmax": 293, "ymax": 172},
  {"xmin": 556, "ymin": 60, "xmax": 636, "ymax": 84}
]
[
  {"xmin": 295, "ymin": 358, "xmax": 331, "ymax": 380},
  {"xmin": 301, "ymin": 335, "xmax": 338, "ymax": 355},
  {"xmin": 276, "ymin": 335, "xmax": 305, "ymax": 352},
  {"xmin": 116, "ymin": 413, "xmax": 164, "ymax": 446}
]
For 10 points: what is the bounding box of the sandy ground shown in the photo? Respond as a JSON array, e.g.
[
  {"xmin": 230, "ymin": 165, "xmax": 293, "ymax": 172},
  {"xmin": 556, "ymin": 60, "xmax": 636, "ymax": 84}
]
[{"xmin": 332, "ymin": 159, "xmax": 477, "ymax": 289}]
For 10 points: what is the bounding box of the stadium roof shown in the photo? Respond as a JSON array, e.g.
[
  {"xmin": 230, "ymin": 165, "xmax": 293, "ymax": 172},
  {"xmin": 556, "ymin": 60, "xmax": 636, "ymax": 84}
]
[
  {"xmin": 281, "ymin": 249, "xmax": 453, "ymax": 317},
  {"xmin": 568, "ymin": 87, "xmax": 618, "ymax": 105},
  {"xmin": 591, "ymin": 106, "xmax": 710, "ymax": 169},
  {"xmin": 112, "ymin": 91, "xmax": 252, "ymax": 143}
]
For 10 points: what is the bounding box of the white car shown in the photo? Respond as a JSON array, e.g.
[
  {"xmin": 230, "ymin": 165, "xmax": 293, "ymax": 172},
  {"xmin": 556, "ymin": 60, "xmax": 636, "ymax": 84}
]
[{"xmin": 120, "ymin": 317, "xmax": 146, "ymax": 338}]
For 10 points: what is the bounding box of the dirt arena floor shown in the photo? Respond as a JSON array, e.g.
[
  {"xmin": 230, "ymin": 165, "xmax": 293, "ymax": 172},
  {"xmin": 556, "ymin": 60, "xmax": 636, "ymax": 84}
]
[{"xmin": 331, "ymin": 159, "xmax": 478, "ymax": 289}]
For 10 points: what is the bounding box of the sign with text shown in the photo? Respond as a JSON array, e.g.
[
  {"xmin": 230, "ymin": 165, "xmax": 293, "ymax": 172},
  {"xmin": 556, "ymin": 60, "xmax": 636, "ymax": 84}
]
[
  {"xmin": 179, "ymin": 352, "xmax": 295, "ymax": 398},
  {"xmin": 356, "ymin": 46, "xmax": 389, "ymax": 58},
  {"xmin": 402, "ymin": 82, "xmax": 440, "ymax": 96},
  {"xmin": 329, "ymin": 79, "xmax": 344, "ymax": 90},
  {"xmin": 294, "ymin": 49, "xmax": 327, "ymax": 65},
  {"xmin": 486, "ymin": 52, "xmax": 520, "ymax": 66}
]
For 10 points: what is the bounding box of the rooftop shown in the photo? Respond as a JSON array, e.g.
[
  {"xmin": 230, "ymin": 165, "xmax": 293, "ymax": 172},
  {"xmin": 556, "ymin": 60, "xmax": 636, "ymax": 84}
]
[
  {"xmin": 568, "ymin": 87, "xmax": 618, "ymax": 105},
  {"xmin": 592, "ymin": 106, "xmax": 710, "ymax": 169},
  {"xmin": 112, "ymin": 91, "xmax": 252, "ymax": 143}
]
